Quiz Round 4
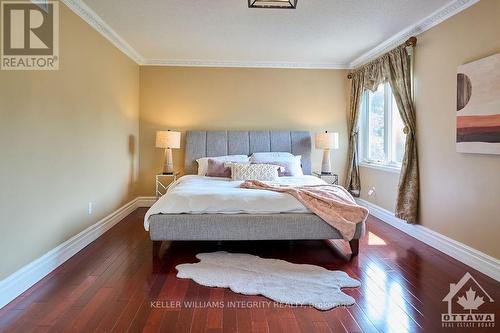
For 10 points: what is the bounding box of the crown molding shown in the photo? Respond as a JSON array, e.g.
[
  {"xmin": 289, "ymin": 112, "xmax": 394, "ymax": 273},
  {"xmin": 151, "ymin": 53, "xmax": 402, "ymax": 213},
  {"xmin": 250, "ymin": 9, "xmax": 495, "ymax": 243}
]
[
  {"xmin": 61, "ymin": 0, "xmax": 145, "ymax": 64},
  {"xmin": 349, "ymin": 0, "xmax": 480, "ymax": 68},
  {"xmin": 62, "ymin": 0, "xmax": 478, "ymax": 70},
  {"xmin": 143, "ymin": 58, "xmax": 349, "ymax": 69},
  {"xmin": 61, "ymin": 0, "xmax": 346, "ymax": 69}
]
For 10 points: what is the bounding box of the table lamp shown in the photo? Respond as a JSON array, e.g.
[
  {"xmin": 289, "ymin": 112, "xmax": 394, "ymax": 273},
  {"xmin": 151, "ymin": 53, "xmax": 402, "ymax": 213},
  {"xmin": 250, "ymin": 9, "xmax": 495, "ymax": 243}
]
[
  {"xmin": 315, "ymin": 131, "xmax": 339, "ymax": 175},
  {"xmin": 156, "ymin": 130, "xmax": 181, "ymax": 174}
]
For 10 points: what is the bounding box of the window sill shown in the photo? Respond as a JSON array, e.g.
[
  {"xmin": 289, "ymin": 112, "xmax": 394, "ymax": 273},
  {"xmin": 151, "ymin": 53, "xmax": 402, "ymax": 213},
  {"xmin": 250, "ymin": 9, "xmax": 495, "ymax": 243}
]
[{"xmin": 359, "ymin": 162, "xmax": 401, "ymax": 174}]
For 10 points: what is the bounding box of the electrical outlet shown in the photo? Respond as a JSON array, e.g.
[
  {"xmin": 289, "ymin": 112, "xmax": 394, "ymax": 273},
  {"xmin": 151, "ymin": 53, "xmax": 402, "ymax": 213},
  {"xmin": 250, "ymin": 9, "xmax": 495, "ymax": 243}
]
[
  {"xmin": 88, "ymin": 202, "xmax": 93, "ymax": 215},
  {"xmin": 368, "ymin": 187, "xmax": 376, "ymax": 197}
]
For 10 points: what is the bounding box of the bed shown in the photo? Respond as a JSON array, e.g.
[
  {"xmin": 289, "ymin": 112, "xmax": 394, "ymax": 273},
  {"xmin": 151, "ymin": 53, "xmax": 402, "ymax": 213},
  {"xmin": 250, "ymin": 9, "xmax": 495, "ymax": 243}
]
[{"xmin": 145, "ymin": 130, "xmax": 365, "ymax": 258}]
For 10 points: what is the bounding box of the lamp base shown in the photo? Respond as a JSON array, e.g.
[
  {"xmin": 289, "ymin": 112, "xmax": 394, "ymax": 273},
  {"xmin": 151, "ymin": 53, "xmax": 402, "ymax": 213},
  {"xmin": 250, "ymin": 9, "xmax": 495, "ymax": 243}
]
[
  {"xmin": 321, "ymin": 149, "xmax": 332, "ymax": 174},
  {"xmin": 163, "ymin": 148, "xmax": 174, "ymax": 174}
]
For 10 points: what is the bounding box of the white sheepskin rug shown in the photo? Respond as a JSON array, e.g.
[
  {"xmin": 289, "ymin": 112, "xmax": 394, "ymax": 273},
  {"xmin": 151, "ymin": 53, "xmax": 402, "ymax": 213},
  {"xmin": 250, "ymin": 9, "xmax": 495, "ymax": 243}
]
[{"xmin": 175, "ymin": 251, "xmax": 360, "ymax": 310}]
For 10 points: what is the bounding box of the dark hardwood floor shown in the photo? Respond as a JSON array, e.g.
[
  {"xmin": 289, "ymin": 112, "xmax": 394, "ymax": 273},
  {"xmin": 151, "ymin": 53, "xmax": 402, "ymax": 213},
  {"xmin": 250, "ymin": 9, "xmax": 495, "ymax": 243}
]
[{"xmin": 0, "ymin": 208, "xmax": 498, "ymax": 332}]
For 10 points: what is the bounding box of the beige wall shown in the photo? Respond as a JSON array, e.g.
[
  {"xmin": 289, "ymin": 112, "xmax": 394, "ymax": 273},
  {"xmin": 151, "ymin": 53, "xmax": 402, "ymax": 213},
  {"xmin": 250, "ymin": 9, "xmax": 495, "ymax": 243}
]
[
  {"xmin": 139, "ymin": 67, "xmax": 348, "ymax": 195},
  {"xmin": 0, "ymin": 4, "xmax": 139, "ymax": 279},
  {"xmin": 359, "ymin": 166, "xmax": 400, "ymax": 211},
  {"xmin": 360, "ymin": 0, "xmax": 500, "ymax": 258}
]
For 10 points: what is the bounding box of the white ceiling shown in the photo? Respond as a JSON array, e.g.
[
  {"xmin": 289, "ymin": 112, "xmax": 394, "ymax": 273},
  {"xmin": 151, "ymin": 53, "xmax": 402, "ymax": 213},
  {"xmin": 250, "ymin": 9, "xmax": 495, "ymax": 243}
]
[{"xmin": 72, "ymin": 0, "xmax": 477, "ymax": 68}]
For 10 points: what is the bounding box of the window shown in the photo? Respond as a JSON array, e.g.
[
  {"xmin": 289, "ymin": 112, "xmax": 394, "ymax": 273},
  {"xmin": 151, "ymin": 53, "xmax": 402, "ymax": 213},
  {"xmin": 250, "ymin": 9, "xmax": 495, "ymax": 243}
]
[{"xmin": 359, "ymin": 83, "xmax": 405, "ymax": 171}]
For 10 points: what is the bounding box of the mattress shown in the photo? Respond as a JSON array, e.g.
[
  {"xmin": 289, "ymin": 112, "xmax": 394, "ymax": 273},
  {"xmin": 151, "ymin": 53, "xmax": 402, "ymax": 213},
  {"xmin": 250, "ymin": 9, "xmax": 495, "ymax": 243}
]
[{"xmin": 144, "ymin": 175, "xmax": 327, "ymax": 231}]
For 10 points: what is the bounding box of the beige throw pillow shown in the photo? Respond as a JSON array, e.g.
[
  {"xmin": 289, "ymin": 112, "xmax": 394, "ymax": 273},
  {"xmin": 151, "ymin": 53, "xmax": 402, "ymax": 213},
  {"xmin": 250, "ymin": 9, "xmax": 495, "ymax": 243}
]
[{"xmin": 226, "ymin": 163, "xmax": 281, "ymax": 181}]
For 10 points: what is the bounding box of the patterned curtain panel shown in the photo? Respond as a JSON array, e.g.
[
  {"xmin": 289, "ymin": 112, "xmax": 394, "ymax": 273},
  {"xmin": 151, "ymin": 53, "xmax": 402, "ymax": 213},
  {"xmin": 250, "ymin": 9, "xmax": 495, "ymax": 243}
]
[
  {"xmin": 386, "ymin": 46, "xmax": 419, "ymax": 223},
  {"xmin": 346, "ymin": 43, "xmax": 419, "ymax": 223},
  {"xmin": 344, "ymin": 72, "xmax": 365, "ymax": 197}
]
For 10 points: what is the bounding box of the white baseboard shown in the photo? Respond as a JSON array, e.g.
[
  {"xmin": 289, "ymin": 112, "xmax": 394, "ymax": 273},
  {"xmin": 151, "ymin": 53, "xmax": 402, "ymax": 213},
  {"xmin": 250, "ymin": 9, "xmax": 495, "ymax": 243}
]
[
  {"xmin": 0, "ymin": 196, "xmax": 156, "ymax": 309},
  {"xmin": 2, "ymin": 196, "xmax": 497, "ymax": 310},
  {"xmin": 356, "ymin": 198, "xmax": 500, "ymax": 282},
  {"xmin": 136, "ymin": 196, "xmax": 157, "ymax": 207}
]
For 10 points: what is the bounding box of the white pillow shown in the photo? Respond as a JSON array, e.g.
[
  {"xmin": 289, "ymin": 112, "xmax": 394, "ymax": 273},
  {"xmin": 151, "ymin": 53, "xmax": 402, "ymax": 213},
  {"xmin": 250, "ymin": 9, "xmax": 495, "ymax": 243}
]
[
  {"xmin": 196, "ymin": 155, "xmax": 249, "ymax": 176},
  {"xmin": 226, "ymin": 163, "xmax": 281, "ymax": 181},
  {"xmin": 251, "ymin": 152, "xmax": 295, "ymax": 159},
  {"xmin": 249, "ymin": 154, "xmax": 303, "ymax": 177}
]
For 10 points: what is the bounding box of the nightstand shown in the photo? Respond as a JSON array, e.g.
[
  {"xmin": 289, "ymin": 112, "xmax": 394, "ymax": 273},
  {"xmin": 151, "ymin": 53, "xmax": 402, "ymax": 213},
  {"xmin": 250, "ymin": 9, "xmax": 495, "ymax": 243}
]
[
  {"xmin": 313, "ymin": 172, "xmax": 339, "ymax": 185},
  {"xmin": 155, "ymin": 173, "xmax": 178, "ymax": 197}
]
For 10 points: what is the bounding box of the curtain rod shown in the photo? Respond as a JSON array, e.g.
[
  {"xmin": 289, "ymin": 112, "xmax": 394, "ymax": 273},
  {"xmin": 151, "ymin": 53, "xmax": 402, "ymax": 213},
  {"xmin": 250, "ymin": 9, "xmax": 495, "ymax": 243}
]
[{"xmin": 347, "ymin": 36, "xmax": 417, "ymax": 79}]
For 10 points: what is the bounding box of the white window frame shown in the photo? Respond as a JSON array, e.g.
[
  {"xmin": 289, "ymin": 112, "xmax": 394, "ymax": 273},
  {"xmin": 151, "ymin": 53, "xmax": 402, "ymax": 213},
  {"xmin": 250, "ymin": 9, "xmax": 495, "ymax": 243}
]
[{"xmin": 358, "ymin": 83, "xmax": 403, "ymax": 173}]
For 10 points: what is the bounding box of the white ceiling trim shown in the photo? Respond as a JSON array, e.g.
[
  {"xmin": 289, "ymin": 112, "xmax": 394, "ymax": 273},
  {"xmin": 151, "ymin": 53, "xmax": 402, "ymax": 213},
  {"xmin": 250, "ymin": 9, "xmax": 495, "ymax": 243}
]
[
  {"xmin": 349, "ymin": 0, "xmax": 480, "ymax": 68},
  {"xmin": 63, "ymin": 0, "xmax": 479, "ymax": 69},
  {"xmin": 61, "ymin": 0, "xmax": 145, "ymax": 64},
  {"xmin": 144, "ymin": 59, "xmax": 349, "ymax": 69}
]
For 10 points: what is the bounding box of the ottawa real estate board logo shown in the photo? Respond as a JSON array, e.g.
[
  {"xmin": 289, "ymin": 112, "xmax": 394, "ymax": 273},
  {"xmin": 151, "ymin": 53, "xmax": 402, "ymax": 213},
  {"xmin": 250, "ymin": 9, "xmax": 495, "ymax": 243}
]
[
  {"xmin": 442, "ymin": 272, "xmax": 495, "ymax": 329},
  {"xmin": 1, "ymin": 0, "xmax": 59, "ymax": 70}
]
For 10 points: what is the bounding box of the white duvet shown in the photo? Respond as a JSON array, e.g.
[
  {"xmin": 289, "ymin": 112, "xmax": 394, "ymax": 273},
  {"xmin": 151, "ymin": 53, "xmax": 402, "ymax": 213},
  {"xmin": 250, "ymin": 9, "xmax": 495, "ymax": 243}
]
[{"xmin": 144, "ymin": 175, "xmax": 327, "ymax": 231}]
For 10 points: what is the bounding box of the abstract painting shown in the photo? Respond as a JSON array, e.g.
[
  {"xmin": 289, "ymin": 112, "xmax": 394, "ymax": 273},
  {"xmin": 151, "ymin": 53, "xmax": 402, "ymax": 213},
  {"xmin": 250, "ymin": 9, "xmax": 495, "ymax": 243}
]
[{"xmin": 456, "ymin": 53, "xmax": 500, "ymax": 155}]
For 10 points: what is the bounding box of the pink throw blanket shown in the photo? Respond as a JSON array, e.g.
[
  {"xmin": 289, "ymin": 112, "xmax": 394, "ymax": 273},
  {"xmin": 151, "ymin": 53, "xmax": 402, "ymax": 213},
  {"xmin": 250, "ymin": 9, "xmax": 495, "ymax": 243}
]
[{"xmin": 240, "ymin": 180, "xmax": 369, "ymax": 240}]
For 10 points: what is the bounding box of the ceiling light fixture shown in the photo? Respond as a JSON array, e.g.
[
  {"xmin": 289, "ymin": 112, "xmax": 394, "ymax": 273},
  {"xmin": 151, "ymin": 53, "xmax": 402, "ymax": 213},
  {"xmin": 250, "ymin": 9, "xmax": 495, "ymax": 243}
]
[{"xmin": 248, "ymin": 0, "xmax": 298, "ymax": 9}]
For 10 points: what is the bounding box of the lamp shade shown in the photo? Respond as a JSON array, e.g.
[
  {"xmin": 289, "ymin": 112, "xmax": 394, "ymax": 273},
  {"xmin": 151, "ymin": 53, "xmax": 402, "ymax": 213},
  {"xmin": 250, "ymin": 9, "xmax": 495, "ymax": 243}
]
[
  {"xmin": 156, "ymin": 130, "xmax": 181, "ymax": 149},
  {"xmin": 315, "ymin": 132, "xmax": 339, "ymax": 149}
]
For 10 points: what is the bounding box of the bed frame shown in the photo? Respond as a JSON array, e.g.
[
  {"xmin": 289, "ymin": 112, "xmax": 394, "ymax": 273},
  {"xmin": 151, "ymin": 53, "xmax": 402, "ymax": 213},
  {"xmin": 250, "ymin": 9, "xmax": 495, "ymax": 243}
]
[{"xmin": 149, "ymin": 130, "xmax": 364, "ymax": 258}]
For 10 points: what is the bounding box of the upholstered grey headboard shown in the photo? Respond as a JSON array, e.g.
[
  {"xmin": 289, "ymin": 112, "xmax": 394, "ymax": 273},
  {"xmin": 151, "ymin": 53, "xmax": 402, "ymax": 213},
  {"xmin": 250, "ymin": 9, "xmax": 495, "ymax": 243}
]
[{"xmin": 184, "ymin": 131, "xmax": 311, "ymax": 175}]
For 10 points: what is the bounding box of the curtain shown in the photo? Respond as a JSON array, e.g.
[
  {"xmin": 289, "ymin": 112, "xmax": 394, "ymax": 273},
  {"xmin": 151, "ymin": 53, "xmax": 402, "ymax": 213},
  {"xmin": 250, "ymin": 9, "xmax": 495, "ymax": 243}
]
[
  {"xmin": 386, "ymin": 46, "xmax": 419, "ymax": 223},
  {"xmin": 347, "ymin": 43, "xmax": 419, "ymax": 222},
  {"xmin": 344, "ymin": 71, "xmax": 365, "ymax": 197}
]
